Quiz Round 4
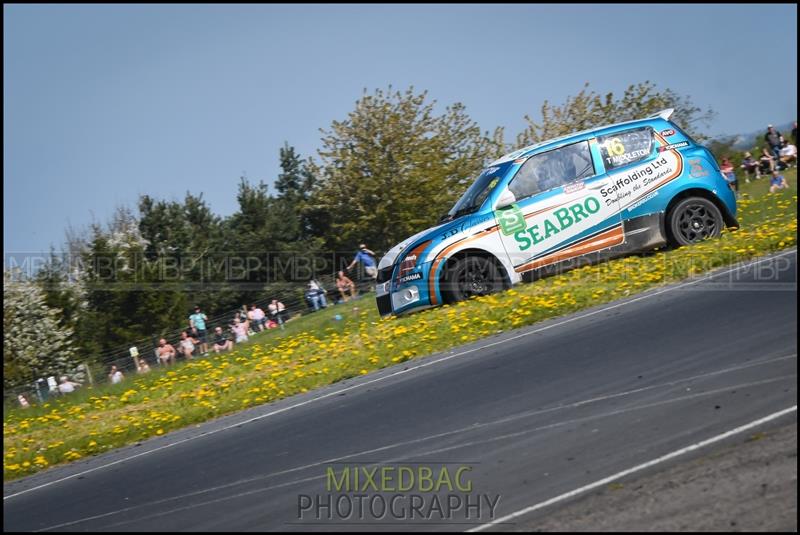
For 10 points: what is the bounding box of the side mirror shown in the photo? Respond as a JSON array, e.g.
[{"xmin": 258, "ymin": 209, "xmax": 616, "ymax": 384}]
[{"xmin": 495, "ymin": 188, "xmax": 517, "ymax": 210}]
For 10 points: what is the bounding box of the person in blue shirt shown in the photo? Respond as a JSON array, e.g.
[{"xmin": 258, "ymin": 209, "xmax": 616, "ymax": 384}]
[
  {"xmin": 347, "ymin": 244, "xmax": 378, "ymax": 280},
  {"xmin": 769, "ymin": 170, "xmax": 789, "ymax": 193},
  {"xmin": 189, "ymin": 306, "xmax": 209, "ymax": 356}
]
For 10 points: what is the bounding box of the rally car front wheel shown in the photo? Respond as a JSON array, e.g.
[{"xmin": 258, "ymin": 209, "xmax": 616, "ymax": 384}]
[
  {"xmin": 667, "ymin": 197, "xmax": 724, "ymax": 247},
  {"xmin": 441, "ymin": 256, "xmax": 504, "ymax": 304}
]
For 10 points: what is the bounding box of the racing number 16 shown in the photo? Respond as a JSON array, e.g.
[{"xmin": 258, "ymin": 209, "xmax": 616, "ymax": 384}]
[{"xmin": 604, "ymin": 138, "xmax": 625, "ymax": 156}]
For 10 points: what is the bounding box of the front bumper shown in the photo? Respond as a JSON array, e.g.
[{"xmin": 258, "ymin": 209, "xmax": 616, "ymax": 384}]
[{"xmin": 375, "ymin": 264, "xmax": 431, "ymax": 317}]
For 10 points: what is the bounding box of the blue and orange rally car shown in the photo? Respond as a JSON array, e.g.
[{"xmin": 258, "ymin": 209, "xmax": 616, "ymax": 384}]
[{"xmin": 375, "ymin": 109, "xmax": 738, "ymax": 317}]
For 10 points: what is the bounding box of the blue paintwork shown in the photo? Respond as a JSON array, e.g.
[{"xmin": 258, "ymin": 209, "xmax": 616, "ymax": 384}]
[{"xmin": 380, "ymin": 114, "xmax": 737, "ymax": 316}]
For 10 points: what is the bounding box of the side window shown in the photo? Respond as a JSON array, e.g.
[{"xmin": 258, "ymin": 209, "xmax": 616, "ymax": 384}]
[
  {"xmin": 509, "ymin": 141, "xmax": 595, "ymax": 200},
  {"xmin": 597, "ymin": 127, "xmax": 654, "ymax": 170}
]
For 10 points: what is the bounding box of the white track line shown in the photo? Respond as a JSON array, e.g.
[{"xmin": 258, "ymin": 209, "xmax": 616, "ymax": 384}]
[
  {"xmin": 36, "ymin": 374, "xmax": 797, "ymax": 531},
  {"xmin": 4, "ymin": 248, "xmax": 796, "ymax": 501},
  {"xmin": 467, "ymin": 405, "xmax": 798, "ymax": 532}
]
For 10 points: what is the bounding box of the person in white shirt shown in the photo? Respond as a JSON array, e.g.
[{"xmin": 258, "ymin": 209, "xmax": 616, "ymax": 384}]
[
  {"xmin": 57, "ymin": 376, "xmax": 80, "ymax": 394},
  {"xmin": 109, "ymin": 365, "xmax": 125, "ymax": 384},
  {"xmin": 779, "ymin": 142, "xmax": 797, "ymax": 168}
]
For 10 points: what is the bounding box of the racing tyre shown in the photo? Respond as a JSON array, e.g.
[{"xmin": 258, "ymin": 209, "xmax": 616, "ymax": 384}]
[
  {"xmin": 667, "ymin": 197, "xmax": 724, "ymax": 246},
  {"xmin": 442, "ymin": 256, "xmax": 504, "ymax": 304}
]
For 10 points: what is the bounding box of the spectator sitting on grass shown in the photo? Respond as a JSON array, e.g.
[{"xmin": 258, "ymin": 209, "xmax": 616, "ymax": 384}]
[
  {"xmin": 137, "ymin": 358, "xmax": 152, "ymax": 374},
  {"xmin": 769, "ymin": 170, "xmax": 789, "ymax": 193},
  {"xmin": 760, "ymin": 146, "xmax": 776, "ymax": 173},
  {"xmin": 306, "ymin": 280, "xmax": 328, "ymax": 311},
  {"xmin": 178, "ymin": 331, "xmax": 197, "ymax": 360},
  {"xmin": 57, "ymin": 376, "xmax": 81, "ymax": 394},
  {"xmin": 720, "ymin": 157, "xmax": 738, "ymax": 194},
  {"xmin": 212, "ymin": 326, "xmax": 234, "ymax": 353},
  {"xmin": 248, "ymin": 304, "xmax": 263, "ymax": 332},
  {"xmin": 157, "ymin": 338, "xmax": 177, "ymax": 366},
  {"xmin": 336, "ymin": 270, "xmax": 357, "ymax": 302},
  {"xmin": 109, "ymin": 365, "xmax": 125, "ymax": 384},
  {"xmin": 740, "ymin": 152, "xmax": 761, "ymax": 182},
  {"xmin": 268, "ymin": 299, "xmax": 287, "ymax": 329},
  {"xmin": 17, "ymin": 394, "xmax": 30, "ymax": 409},
  {"xmin": 779, "ymin": 141, "xmax": 797, "ymax": 168}
]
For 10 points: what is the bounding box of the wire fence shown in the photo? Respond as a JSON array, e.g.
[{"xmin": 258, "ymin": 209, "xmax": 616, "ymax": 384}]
[{"xmin": 6, "ymin": 266, "xmax": 379, "ymax": 407}]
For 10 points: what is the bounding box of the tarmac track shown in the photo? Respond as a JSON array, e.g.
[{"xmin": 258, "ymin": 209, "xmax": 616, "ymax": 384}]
[{"xmin": 3, "ymin": 249, "xmax": 797, "ymax": 532}]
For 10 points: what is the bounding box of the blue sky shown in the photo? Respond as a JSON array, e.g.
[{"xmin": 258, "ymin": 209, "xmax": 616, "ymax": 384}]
[{"xmin": 4, "ymin": 4, "xmax": 797, "ymax": 254}]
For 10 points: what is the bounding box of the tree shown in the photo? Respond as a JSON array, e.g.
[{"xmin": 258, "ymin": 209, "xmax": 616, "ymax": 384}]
[
  {"xmin": 311, "ymin": 86, "xmax": 504, "ymax": 252},
  {"xmin": 4, "ymin": 270, "xmax": 81, "ymax": 390},
  {"xmin": 516, "ymin": 81, "xmax": 716, "ymax": 147}
]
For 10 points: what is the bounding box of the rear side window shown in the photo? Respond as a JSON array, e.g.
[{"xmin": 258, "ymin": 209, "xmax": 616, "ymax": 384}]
[
  {"xmin": 509, "ymin": 141, "xmax": 595, "ymax": 200},
  {"xmin": 597, "ymin": 127, "xmax": 654, "ymax": 171}
]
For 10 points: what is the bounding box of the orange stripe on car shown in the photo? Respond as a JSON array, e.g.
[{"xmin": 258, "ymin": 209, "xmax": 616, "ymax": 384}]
[
  {"xmin": 514, "ymin": 225, "xmax": 624, "ymax": 273},
  {"xmin": 428, "ymin": 225, "xmax": 499, "ymax": 306}
]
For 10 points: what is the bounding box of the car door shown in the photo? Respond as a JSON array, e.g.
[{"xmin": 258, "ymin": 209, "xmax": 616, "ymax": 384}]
[{"xmin": 493, "ymin": 139, "xmax": 624, "ymax": 275}]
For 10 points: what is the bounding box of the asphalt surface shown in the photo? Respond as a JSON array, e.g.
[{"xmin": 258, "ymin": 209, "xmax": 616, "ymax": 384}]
[{"xmin": 4, "ymin": 249, "xmax": 797, "ymax": 532}]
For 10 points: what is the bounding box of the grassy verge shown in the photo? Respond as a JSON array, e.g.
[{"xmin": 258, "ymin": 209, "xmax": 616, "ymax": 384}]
[{"xmin": 4, "ymin": 170, "xmax": 797, "ymax": 481}]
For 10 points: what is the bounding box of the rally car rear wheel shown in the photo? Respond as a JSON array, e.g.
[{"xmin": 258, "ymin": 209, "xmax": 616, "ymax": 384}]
[
  {"xmin": 668, "ymin": 197, "xmax": 723, "ymax": 246},
  {"xmin": 442, "ymin": 256, "xmax": 503, "ymax": 303}
]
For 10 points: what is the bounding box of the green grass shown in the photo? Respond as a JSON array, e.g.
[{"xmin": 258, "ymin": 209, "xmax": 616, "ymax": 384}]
[{"xmin": 4, "ymin": 169, "xmax": 796, "ymax": 481}]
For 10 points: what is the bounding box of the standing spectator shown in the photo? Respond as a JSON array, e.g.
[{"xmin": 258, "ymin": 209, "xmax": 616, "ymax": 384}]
[
  {"xmin": 178, "ymin": 331, "xmax": 197, "ymax": 360},
  {"xmin": 764, "ymin": 125, "xmax": 785, "ymax": 163},
  {"xmin": 740, "ymin": 152, "xmax": 761, "ymax": 182},
  {"xmin": 189, "ymin": 306, "xmax": 209, "ymax": 356},
  {"xmin": 719, "ymin": 157, "xmax": 738, "ymax": 195},
  {"xmin": 268, "ymin": 299, "xmax": 286, "ymax": 329},
  {"xmin": 759, "ymin": 146, "xmax": 776, "ymax": 173},
  {"xmin": 347, "ymin": 244, "xmax": 378, "ymax": 280},
  {"xmin": 212, "ymin": 326, "xmax": 234, "ymax": 353},
  {"xmin": 109, "ymin": 365, "xmax": 125, "ymax": 384},
  {"xmin": 336, "ymin": 270, "xmax": 357, "ymax": 302},
  {"xmin": 157, "ymin": 338, "xmax": 177, "ymax": 366},
  {"xmin": 137, "ymin": 358, "xmax": 152, "ymax": 374},
  {"xmin": 769, "ymin": 170, "xmax": 789, "ymax": 193},
  {"xmin": 779, "ymin": 140, "xmax": 797, "ymax": 168},
  {"xmin": 277, "ymin": 299, "xmax": 287, "ymax": 324},
  {"xmin": 57, "ymin": 376, "xmax": 81, "ymax": 394},
  {"xmin": 232, "ymin": 317, "xmax": 249, "ymax": 344},
  {"xmin": 238, "ymin": 306, "xmax": 252, "ymax": 335}
]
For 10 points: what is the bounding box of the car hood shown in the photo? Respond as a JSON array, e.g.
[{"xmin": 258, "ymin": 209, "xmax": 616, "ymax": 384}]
[{"xmin": 377, "ymin": 215, "xmax": 475, "ymax": 270}]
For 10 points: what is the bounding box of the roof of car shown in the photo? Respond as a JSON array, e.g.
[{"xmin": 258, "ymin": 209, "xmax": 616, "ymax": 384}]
[{"xmin": 489, "ymin": 108, "xmax": 675, "ymax": 166}]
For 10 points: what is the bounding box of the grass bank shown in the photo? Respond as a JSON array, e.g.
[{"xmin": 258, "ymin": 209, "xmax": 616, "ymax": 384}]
[{"xmin": 4, "ymin": 170, "xmax": 797, "ymax": 481}]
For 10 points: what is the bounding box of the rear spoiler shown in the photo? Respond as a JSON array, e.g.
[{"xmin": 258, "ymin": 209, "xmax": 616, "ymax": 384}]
[{"xmin": 650, "ymin": 108, "xmax": 675, "ymax": 121}]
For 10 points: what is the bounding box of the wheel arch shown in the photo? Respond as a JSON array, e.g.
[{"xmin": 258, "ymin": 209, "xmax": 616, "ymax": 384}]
[
  {"xmin": 664, "ymin": 187, "xmax": 738, "ymax": 232},
  {"xmin": 437, "ymin": 248, "xmax": 513, "ymax": 304}
]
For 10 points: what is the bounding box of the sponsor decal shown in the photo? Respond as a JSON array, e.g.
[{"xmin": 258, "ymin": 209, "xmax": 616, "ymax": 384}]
[
  {"xmin": 563, "ymin": 180, "xmax": 585, "ymax": 194},
  {"xmin": 627, "ymin": 190, "xmax": 659, "ymax": 212},
  {"xmin": 599, "ymin": 155, "xmax": 676, "ymax": 207},
  {"xmin": 660, "ymin": 128, "xmax": 676, "ymax": 137},
  {"xmin": 484, "ymin": 166, "xmax": 500, "ymax": 175},
  {"xmin": 513, "ymin": 197, "xmax": 602, "ymax": 251},
  {"xmin": 495, "ymin": 203, "xmax": 526, "ymax": 236},
  {"xmin": 398, "ymin": 272, "xmax": 422, "ymax": 284},
  {"xmin": 689, "ymin": 158, "xmax": 708, "ymax": 178},
  {"xmin": 658, "ymin": 141, "xmax": 689, "ymax": 152},
  {"xmin": 514, "ymin": 157, "xmax": 528, "ymax": 164}
]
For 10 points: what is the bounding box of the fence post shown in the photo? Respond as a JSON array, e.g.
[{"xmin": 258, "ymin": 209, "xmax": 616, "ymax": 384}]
[{"xmin": 83, "ymin": 362, "xmax": 94, "ymax": 386}]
